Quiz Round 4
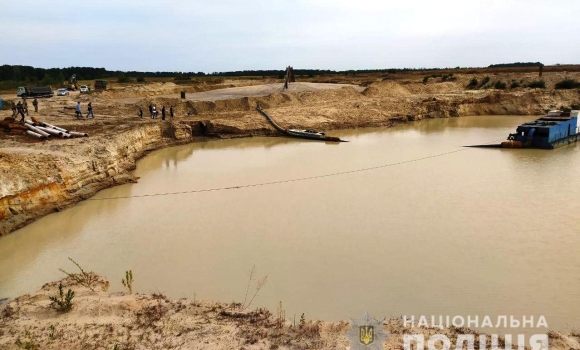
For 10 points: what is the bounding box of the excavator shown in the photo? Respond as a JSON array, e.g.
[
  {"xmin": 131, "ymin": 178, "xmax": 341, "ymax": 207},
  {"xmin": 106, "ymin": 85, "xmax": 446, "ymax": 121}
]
[{"xmin": 62, "ymin": 74, "xmax": 78, "ymax": 91}]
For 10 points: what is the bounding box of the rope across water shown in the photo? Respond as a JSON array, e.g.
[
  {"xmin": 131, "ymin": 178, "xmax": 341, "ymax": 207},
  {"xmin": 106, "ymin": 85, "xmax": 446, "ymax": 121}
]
[{"xmin": 88, "ymin": 139, "xmax": 503, "ymax": 201}]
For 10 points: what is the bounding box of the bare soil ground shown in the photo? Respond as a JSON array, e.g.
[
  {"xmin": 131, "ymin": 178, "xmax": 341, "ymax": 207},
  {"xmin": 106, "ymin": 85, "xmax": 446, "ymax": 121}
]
[{"xmin": 1, "ymin": 275, "xmax": 579, "ymax": 350}]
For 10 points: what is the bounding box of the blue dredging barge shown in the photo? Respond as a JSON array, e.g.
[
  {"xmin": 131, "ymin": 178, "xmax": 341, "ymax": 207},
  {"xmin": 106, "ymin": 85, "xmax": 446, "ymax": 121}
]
[{"xmin": 470, "ymin": 110, "xmax": 580, "ymax": 149}]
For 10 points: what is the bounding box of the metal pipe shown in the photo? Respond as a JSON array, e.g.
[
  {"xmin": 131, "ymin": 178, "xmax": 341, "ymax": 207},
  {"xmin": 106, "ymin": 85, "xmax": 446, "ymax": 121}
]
[
  {"xmin": 40, "ymin": 122, "xmax": 68, "ymax": 133},
  {"xmin": 36, "ymin": 126, "xmax": 64, "ymax": 138},
  {"xmin": 25, "ymin": 124, "xmax": 50, "ymax": 138},
  {"xmin": 68, "ymin": 131, "xmax": 89, "ymax": 137},
  {"xmin": 26, "ymin": 130, "xmax": 45, "ymax": 139}
]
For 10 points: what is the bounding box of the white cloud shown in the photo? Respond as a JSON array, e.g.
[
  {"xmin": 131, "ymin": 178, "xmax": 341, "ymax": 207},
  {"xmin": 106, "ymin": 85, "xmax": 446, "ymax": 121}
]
[{"xmin": 1, "ymin": 0, "xmax": 579, "ymax": 71}]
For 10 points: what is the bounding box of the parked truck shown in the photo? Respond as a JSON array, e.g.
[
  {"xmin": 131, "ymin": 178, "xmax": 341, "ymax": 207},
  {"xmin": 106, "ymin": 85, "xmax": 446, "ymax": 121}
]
[
  {"xmin": 16, "ymin": 86, "xmax": 54, "ymax": 98},
  {"xmin": 94, "ymin": 80, "xmax": 108, "ymax": 90}
]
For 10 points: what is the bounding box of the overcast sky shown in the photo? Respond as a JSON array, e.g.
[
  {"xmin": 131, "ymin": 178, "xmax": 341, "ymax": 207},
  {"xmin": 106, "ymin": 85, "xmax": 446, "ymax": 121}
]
[{"xmin": 2, "ymin": 0, "xmax": 579, "ymax": 72}]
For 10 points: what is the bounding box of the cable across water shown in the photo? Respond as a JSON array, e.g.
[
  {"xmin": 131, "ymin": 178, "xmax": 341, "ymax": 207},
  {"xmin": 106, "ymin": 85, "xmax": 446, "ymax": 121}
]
[{"xmin": 88, "ymin": 140, "xmax": 502, "ymax": 201}]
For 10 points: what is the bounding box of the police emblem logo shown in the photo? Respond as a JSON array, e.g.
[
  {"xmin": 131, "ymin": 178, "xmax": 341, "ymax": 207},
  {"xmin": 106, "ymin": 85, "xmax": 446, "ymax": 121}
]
[
  {"xmin": 345, "ymin": 312, "xmax": 388, "ymax": 350},
  {"xmin": 359, "ymin": 325, "xmax": 374, "ymax": 345}
]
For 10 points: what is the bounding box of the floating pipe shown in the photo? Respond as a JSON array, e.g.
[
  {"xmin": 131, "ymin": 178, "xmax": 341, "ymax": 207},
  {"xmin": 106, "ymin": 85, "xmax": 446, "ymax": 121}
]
[
  {"xmin": 68, "ymin": 131, "xmax": 89, "ymax": 137},
  {"xmin": 256, "ymin": 103, "xmax": 346, "ymax": 142},
  {"xmin": 26, "ymin": 130, "xmax": 45, "ymax": 139},
  {"xmin": 26, "ymin": 124, "xmax": 50, "ymax": 138},
  {"xmin": 501, "ymin": 140, "xmax": 523, "ymax": 148},
  {"xmin": 36, "ymin": 126, "xmax": 64, "ymax": 138},
  {"xmin": 463, "ymin": 144, "xmax": 503, "ymax": 148},
  {"xmin": 324, "ymin": 136, "xmax": 347, "ymax": 142}
]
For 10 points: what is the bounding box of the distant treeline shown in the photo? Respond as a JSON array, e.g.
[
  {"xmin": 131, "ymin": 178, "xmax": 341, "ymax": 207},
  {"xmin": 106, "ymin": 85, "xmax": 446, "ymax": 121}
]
[
  {"xmin": 0, "ymin": 63, "xmax": 559, "ymax": 90},
  {"xmin": 0, "ymin": 65, "xmax": 207, "ymax": 83},
  {"xmin": 0, "ymin": 64, "xmax": 451, "ymax": 83},
  {"xmin": 208, "ymin": 68, "xmax": 430, "ymax": 77},
  {"xmin": 488, "ymin": 62, "xmax": 544, "ymax": 68}
]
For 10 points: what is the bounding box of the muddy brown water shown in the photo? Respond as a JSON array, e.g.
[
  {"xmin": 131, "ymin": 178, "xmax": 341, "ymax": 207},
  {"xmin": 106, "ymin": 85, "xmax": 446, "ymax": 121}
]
[{"xmin": 1, "ymin": 116, "xmax": 580, "ymax": 333}]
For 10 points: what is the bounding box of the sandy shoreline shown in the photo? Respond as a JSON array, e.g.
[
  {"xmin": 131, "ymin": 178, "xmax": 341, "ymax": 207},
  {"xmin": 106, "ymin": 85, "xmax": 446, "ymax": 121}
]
[{"xmin": 1, "ymin": 274, "xmax": 579, "ymax": 350}]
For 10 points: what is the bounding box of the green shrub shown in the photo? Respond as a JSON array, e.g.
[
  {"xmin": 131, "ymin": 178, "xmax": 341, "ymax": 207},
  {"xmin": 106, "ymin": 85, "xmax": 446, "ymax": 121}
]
[
  {"xmin": 467, "ymin": 78, "xmax": 478, "ymax": 89},
  {"xmin": 136, "ymin": 76, "xmax": 145, "ymax": 83},
  {"xmin": 527, "ymin": 80, "xmax": 546, "ymax": 89},
  {"xmin": 554, "ymin": 78, "xmax": 580, "ymax": 89},
  {"xmin": 422, "ymin": 76, "xmax": 429, "ymax": 84},
  {"xmin": 479, "ymin": 76, "xmax": 490, "ymax": 87},
  {"xmin": 494, "ymin": 81, "xmax": 507, "ymax": 89},
  {"xmin": 49, "ymin": 283, "xmax": 74, "ymax": 313},
  {"xmin": 442, "ymin": 73, "xmax": 456, "ymax": 82},
  {"xmin": 510, "ymin": 81, "xmax": 521, "ymax": 89},
  {"xmin": 117, "ymin": 73, "xmax": 132, "ymax": 83},
  {"xmin": 59, "ymin": 257, "xmax": 102, "ymax": 292},
  {"xmin": 122, "ymin": 270, "xmax": 134, "ymax": 294}
]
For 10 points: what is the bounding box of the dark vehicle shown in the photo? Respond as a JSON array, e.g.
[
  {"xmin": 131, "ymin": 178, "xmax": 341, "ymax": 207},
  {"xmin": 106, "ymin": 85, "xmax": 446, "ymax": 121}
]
[
  {"xmin": 16, "ymin": 86, "xmax": 54, "ymax": 98},
  {"xmin": 94, "ymin": 80, "xmax": 108, "ymax": 90}
]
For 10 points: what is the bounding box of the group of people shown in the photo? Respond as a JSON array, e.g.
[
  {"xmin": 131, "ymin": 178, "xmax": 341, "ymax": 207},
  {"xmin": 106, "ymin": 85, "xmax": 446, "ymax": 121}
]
[
  {"xmin": 140, "ymin": 104, "xmax": 174, "ymax": 120},
  {"xmin": 12, "ymin": 98, "xmax": 39, "ymax": 123},
  {"xmin": 75, "ymin": 101, "xmax": 94, "ymax": 119}
]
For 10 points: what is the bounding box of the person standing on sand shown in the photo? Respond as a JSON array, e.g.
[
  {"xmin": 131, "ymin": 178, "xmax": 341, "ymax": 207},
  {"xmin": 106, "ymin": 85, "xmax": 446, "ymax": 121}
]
[
  {"xmin": 86, "ymin": 102, "xmax": 94, "ymax": 118},
  {"xmin": 161, "ymin": 106, "xmax": 166, "ymax": 120},
  {"xmin": 152, "ymin": 105, "xmax": 157, "ymax": 119},
  {"xmin": 22, "ymin": 99, "xmax": 29, "ymax": 115},
  {"xmin": 75, "ymin": 102, "xmax": 82, "ymax": 119},
  {"xmin": 16, "ymin": 101, "xmax": 25, "ymax": 123},
  {"xmin": 149, "ymin": 104, "xmax": 153, "ymax": 119},
  {"xmin": 139, "ymin": 106, "xmax": 143, "ymax": 118},
  {"xmin": 169, "ymin": 106, "xmax": 174, "ymax": 119},
  {"xmin": 11, "ymin": 103, "xmax": 17, "ymax": 117},
  {"xmin": 32, "ymin": 98, "xmax": 38, "ymax": 113}
]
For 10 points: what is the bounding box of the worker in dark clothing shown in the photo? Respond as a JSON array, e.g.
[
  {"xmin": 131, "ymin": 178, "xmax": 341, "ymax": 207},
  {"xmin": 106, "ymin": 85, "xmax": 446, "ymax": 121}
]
[
  {"xmin": 152, "ymin": 105, "xmax": 157, "ymax": 119},
  {"xmin": 32, "ymin": 98, "xmax": 38, "ymax": 113},
  {"xmin": 169, "ymin": 106, "xmax": 174, "ymax": 119},
  {"xmin": 149, "ymin": 104, "xmax": 153, "ymax": 119},
  {"xmin": 11, "ymin": 103, "xmax": 17, "ymax": 117},
  {"xmin": 139, "ymin": 106, "xmax": 143, "ymax": 118},
  {"xmin": 161, "ymin": 106, "xmax": 166, "ymax": 120},
  {"xmin": 86, "ymin": 102, "xmax": 94, "ymax": 118},
  {"xmin": 16, "ymin": 101, "xmax": 25, "ymax": 123}
]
